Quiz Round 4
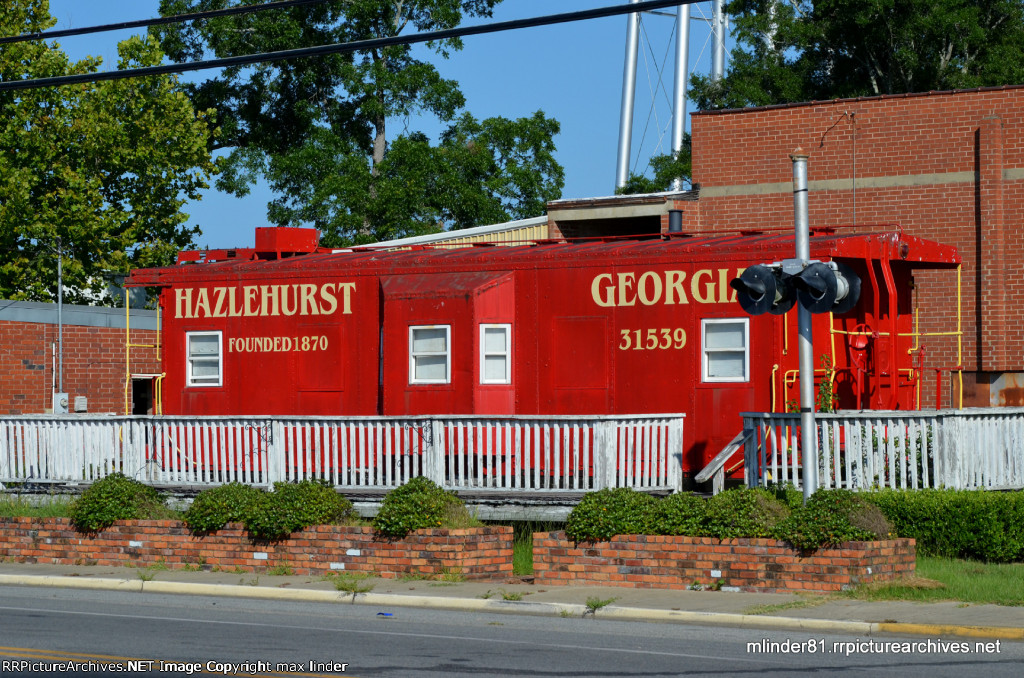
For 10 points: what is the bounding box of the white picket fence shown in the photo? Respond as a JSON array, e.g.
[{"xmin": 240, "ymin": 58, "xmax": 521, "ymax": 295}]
[
  {"xmin": 0, "ymin": 414, "xmax": 683, "ymax": 494},
  {"xmin": 743, "ymin": 408, "xmax": 1024, "ymax": 491}
]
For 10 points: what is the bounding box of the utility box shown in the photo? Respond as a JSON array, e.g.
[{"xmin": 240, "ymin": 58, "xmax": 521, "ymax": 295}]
[{"xmin": 52, "ymin": 392, "xmax": 69, "ymax": 414}]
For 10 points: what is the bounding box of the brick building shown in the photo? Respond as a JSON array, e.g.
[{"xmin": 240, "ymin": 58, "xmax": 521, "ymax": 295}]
[
  {"xmin": 0, "ymin": 301, "xmax": 159, "ymax": 415},
  {"xmin": 689, "ymin": 86, "xmax": 1024, "ymax": 407}
]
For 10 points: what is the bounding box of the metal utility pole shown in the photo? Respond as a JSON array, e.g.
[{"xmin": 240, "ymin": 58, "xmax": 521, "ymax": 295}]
[
  {"xmin": 711, "ymin": 0, "xmax": 725, "ymax": 81},
  {"xmin": 669, "ymin": 4, "xmax": 690, "ymax": 191},
  {"xmin": 615, "ymin": 0, "xmax": 642, "ymax": 190},
  {"xmin": 56, "ymin": 238, "xmax": 64, "ymax": 395},
  {"xmin": 791, "ymin": 149, "xmax": 818, "ymax": 501}
]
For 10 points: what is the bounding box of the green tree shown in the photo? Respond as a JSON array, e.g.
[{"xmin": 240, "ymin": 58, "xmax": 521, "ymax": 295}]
[
  {"xmin": 616, "ymin": 135, "xmax": 692, "ymax": 195},
  {"xmin": 154, "ymin": 0, "xmax": 564, "ymax": 246},
  {"xmin": 692, "ymin": 0, "xmax": 1024, "ymax": 110},
  {"xmin": 0, "ymin": 0, "xmax": 216, "ymax": 304}
]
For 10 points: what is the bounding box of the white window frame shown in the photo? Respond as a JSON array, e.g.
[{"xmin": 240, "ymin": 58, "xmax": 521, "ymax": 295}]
[
  {"xmin": 701, "ymin": 318, "xmax": 750, "ymax": 383},
  {"xmin": 409, "ymin": 325, "xmax": 451, "ymax": 384},
  {"xmin": 186, "ymin": 331, "xmax": 222, "ymax": 387},
  {"xmin": 479, "ymin": 324, "xmax": 512, "ymax": 385}
]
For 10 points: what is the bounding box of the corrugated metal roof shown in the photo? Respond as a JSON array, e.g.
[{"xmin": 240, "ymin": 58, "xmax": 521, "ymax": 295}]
[
  {"xmin": 127, "ymin": 231, "xmax": 960, "ymax": 287},
  {"xmin": 0, "ymin": 299, "xmax": 158, "ymax": 330},
  {"xmin": 547, "ymin": 187, "xmax": 698, "ymax": 209},
  {"xmin": 353, "ymin": 215, "xmax": 550, "ymax": 250}
]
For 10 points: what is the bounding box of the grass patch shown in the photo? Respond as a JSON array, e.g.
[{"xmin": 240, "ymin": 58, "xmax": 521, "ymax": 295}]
[
  {"xmin": 397, "ymin": 572, "xmax": 433, "ymax": 582},
  {"xmin": 438, "ymin": 566, "xmax": 465, "ymax": 583},
  {"xmin": 326, "ymin": 572, "xmax": 375, "ymax": 595},
  {"xmin": 743, "ymin": 597, "xmax": 828, "ymax": 616},
  {"xmin": 0, "ymin": 493, "xmax": 74, "ymax": 518},
  {"xmin": 489, "ymin": 521, "xmax": 564, "ymax": 576},
  {"xmin": 842, "ymin": 556, "xmax": 1024, "ymax": 606},
  {"xmin": 585, "ymin": 596, "xmax": 618, "ymax": 614},
  {"xmin": 266, "ymin": 565, "xmax": 295, "ymax": 576}
]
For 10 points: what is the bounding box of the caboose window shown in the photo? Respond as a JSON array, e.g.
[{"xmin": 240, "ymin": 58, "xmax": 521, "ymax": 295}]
[
  {"xmin": 701, "ymin": 319, "xmax": 749, "ymax": 382},
  {"xmin": 186, "ymin": 331, "xmax": 222, "ymax": 387},
  {"xmin": 480, "ymin": 324, "xmax": 511, "ymax": 384},
  {"xmin": 410, "ymin": 326, "xmax": 450, "ymax": 384}
]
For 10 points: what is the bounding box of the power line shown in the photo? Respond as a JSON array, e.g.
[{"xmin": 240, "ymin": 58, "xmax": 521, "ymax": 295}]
[
  {"xmin": 0, "ymin": 0, "xmax": 329, "ymax": 45},
  {"xmin": 0, "ymin": 0, "xmax": 694, "ymax": 92}
]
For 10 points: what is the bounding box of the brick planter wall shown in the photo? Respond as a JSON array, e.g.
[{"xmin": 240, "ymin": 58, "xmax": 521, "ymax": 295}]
[
  {"xmin": 533, "ymin": 531, "xmax": 915, "ymax": 593},
  {"xmin": 0, "ymin": 518, "xmax": 512, "ymax": 580}
]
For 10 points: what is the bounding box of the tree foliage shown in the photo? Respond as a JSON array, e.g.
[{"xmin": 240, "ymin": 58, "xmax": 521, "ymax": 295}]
[
  {"xmin": 0, "ymin": 0, "xmax": 216, "ymax": 304},
  {"xmin": 692, "ymin": 0, "xmax": 1024, "ymax": 110},
  {"xmin": 616, "ymin": 135, "xmax": 692, "ymax": 195},
  {"xmin": 154, "ymin": 0, "xmax": 564, "ymax": 246}
]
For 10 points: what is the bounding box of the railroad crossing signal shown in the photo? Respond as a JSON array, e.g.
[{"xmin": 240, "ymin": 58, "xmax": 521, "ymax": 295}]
[
  {"xmin": 730, "ymin": 260, "xmax": 861, "ymax": 316},
  {"xmin": 729, "ymin": 265, "xmax": 795, "ymax": 316}
]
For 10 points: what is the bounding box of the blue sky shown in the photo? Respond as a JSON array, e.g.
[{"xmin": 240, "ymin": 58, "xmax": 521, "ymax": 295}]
[{"xmin": 45, "ymin": 1, "xmax": 724, "ymax": 249}]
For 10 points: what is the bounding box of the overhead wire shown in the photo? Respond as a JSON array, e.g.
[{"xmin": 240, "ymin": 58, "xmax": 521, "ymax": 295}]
[
  {"xmin": 0, "ymin": 0, "xmax": 697, "ymax": 92},
  {"xmin": 0, "ymin": 0, "xmax": 330, "ymax": 45}
]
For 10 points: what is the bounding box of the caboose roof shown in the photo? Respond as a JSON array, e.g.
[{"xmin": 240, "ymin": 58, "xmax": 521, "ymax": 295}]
[{"xmin": 126, "ymin": 229, "xmax": 960, "ymax": 288}]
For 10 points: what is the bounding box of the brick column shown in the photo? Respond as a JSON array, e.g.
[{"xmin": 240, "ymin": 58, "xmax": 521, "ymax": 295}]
[{"xmin": 977, "ymin": 115, "xmax": 1006, "ymax": 370}]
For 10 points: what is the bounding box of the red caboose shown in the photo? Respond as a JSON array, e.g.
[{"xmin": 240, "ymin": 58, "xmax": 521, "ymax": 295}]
[{"xmin": 126, "ymin": 227, "xmax": 960, "ymax": 481}]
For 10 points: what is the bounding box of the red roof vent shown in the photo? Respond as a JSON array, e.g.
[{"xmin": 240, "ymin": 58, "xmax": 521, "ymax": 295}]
[{"xmin": 254, "ymin": 227, "xmax": 320, "ymax": 256}]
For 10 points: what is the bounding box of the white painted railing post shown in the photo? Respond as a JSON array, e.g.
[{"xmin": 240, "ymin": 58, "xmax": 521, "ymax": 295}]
[
  {"xmin": 424, "ymin": 419, "xmax": 444, "ymax": 486},
  {"xmin": 742, "ymin": 417, "xmax": 756, "ymax": 488},
  {"xmin": 936, "ymin": 411, "xmax": 957, "ymax": 489},
  {"xmin": 668, "ymin": 417, "xmax": 683, "ymax": 492},
  {"xmin": 269, "ymin": 420, "xmax": 285, "ymax": 488},
  {"xmin": 592, "ymin": 420, "xmax": 612, "ymax": 490}
]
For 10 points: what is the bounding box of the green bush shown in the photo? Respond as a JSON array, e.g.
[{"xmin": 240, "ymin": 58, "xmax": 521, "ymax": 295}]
[
  {"xmin": 244, "ymin": 480, "xmax": 355, "ymax": 540},
  {"xmin": 866, "ymin": 489, "xmax": 1024, "ymax": 562},
  {"xmin": 183, "ymin": 482, "xmax": 263, "ymax": 534},
  {"xmin": 372, "ymin": 476, "xmax": 473, "ymax": 538},
  {"xmin": 69, "ymin": 473, "xmax": 175, "ymax": 532},
  {"xmin": 767, "ymin": 483, "xmax": 805, "ymax": 510},
  {"xmin": 701, "ymin": 488, "xmax": 790, "ymax": 539},
  {"xmin": 564, "ymin": 488, "xmax": 659, "ymax": 542},
  {"xmin": 773, "ymin": 489, "xmax": 887, "ymax": 550},
  {"xmin": 652, "ymin": 491, "xmax": 706, "ymax": 536}
]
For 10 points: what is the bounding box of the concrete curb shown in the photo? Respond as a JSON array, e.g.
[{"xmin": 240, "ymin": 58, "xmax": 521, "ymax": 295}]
[
  {"xmin": 2, "ymin": 574, "xmax": 1022, "ymax": 640},
  {"xmin": 0, "ymin": 574, "xmax": 145, "ymax": 593},
  {"xmin": 874, "ymin": 622, "xmax": 1024, "ymax": 641}
]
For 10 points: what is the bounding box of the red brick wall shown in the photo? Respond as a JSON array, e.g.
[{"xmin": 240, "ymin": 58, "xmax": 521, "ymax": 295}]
[
  {"xmin": 0, "ymin": 321, "xmax": 158, "ymax": 415},
  {"xmin": 0, "ymin": 518, "xmax": 512, "ymax": 580},
  {"xmin": 691, "ymin": 87, "xmax": 1024, "ymax": 402},
  {"xmin": 533, "ymin": 531, "xmax": 915, "ymax": 593}
]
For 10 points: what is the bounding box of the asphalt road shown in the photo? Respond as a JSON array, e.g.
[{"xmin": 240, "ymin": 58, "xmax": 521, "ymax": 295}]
[{"xmin": 1, "ymin": 586, "xmax": 1023, "ymax": 677}]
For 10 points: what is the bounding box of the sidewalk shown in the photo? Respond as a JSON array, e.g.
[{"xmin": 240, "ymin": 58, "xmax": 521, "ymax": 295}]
[{"xmin": 1, "ymin": 561, "xmax": 1022, "ymax": 640}]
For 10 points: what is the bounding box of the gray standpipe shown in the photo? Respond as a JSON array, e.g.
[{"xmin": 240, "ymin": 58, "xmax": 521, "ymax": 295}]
[
  {"xmin": 791, "ymin": 149, "xmax": 818, "ymax": 501},
  {"xmin": 615, "ymin": 0, "xmax": 641, "ymax": 190}
]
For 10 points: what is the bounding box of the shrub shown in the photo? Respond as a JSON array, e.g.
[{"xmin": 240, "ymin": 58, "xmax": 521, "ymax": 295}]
[
  {"xmin": 773, "ymin": 489, "xmax": 887, "ymax": 550},
  {"xmin": 244, "ymin": 480, "xmax": 355, "ymax": 540},
  {"xmin": 767, "ymin": 483, "xmax": 804, "ymax": 510},
  {"xmin": 183, "ymin": 482, "xmax": 263, "ymax": 534},
  {"xmin": 69, "ymin": 473, "xmax": 175, "ymax": 532},
  {"xmin": 564, "ymin": 488, "xmax": 659, "ymax": 542},
  {"xmin": 866, "ymin": 489, "xmax": 1024, "ymax": 562},
  {"xmin": 652, "ymin": 492, "xmax": 706, "ymax": 536},
  {"xmin": 701, "ymin": 488, "xmax": 789, "ymax": 539},
  {"xmin": 373, "ymin": 476, "xmax": 475, "ymax": 538}
]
